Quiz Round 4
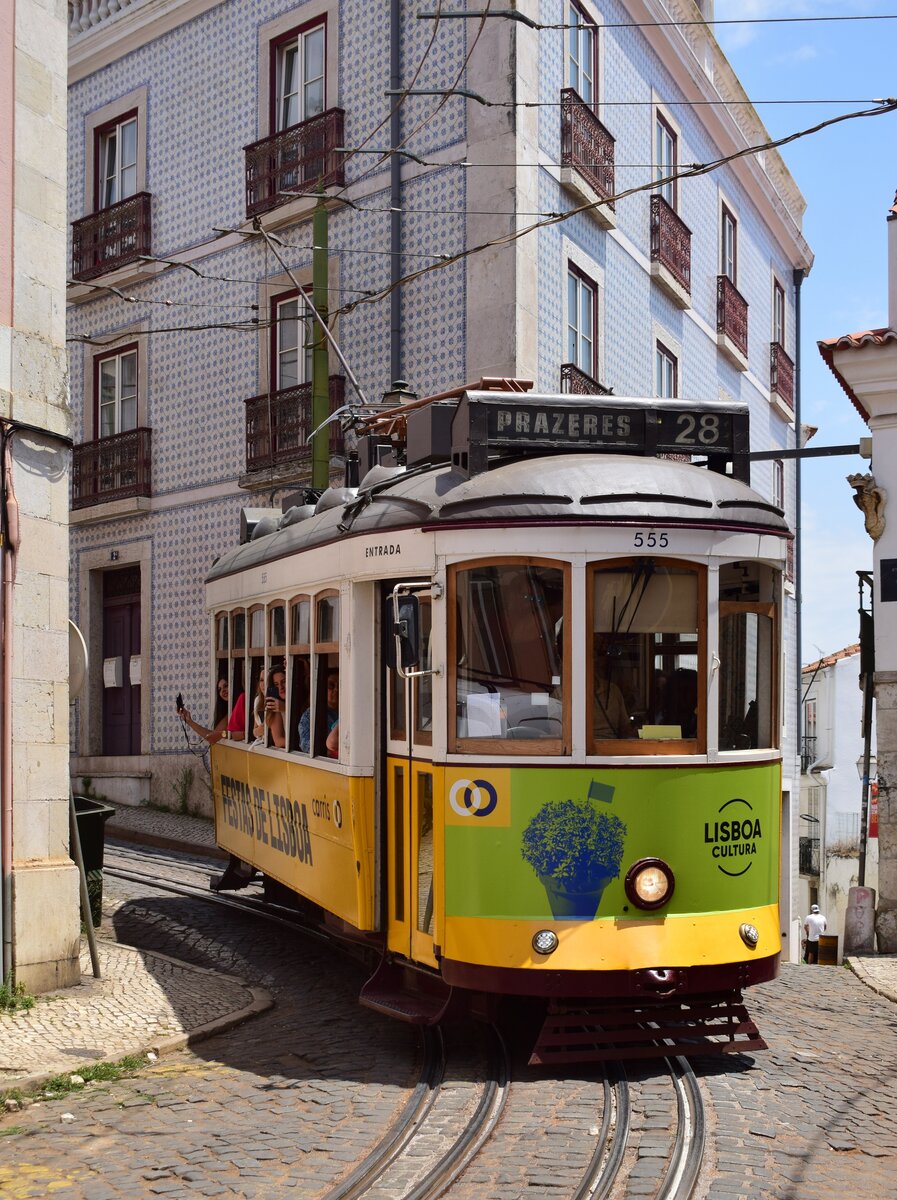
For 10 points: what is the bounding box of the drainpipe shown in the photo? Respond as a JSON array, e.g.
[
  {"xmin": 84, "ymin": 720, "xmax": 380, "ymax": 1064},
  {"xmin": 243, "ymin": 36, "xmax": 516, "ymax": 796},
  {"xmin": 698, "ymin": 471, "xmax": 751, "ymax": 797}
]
[
  {"xmin": 793, "ymin": 268, "xmax": 805, "ymax": 768},
  {"xmin": 1, "ymin": 433, "xmax": 19, "ymax": 979},
  {"xmin": 390, "ymin": 0, "xmax": 402, "ymax": 383}
]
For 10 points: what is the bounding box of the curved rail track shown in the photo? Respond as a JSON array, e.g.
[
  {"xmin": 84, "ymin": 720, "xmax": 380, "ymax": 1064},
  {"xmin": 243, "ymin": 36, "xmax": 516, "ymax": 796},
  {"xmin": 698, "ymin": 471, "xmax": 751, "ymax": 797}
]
[{"xmin": 104, "ymin": 843, "xmax": 706, "ymax": 1200}]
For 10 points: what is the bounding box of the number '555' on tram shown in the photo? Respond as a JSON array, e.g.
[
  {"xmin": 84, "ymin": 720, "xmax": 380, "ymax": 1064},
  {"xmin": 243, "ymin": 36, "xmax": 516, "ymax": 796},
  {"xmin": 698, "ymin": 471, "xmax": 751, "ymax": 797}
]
[{"xmin": 204, "ymin": 385, "xmax": 787, "ymax": 1063}]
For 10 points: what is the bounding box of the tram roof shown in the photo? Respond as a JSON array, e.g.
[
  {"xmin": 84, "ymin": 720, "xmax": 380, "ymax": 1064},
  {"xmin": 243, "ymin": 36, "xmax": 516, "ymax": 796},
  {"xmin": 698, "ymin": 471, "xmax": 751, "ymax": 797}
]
[{"xmin": 207, "ymin": 453, "xmax": 789, "ymax": 583}]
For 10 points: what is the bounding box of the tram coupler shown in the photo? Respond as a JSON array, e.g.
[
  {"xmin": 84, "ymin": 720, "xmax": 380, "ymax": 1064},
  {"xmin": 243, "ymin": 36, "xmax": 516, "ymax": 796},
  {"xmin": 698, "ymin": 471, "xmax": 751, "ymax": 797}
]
[{"xmin": 210, "ymin": 855, "xmax": 256, "ymax": 892}]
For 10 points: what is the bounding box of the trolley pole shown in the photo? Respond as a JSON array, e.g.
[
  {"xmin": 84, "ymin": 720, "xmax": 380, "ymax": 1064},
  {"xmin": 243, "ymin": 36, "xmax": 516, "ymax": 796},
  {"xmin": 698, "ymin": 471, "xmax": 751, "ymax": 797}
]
[{"xmin": 311, "ymin": 197, "xmax": 330, "ymax": 490}]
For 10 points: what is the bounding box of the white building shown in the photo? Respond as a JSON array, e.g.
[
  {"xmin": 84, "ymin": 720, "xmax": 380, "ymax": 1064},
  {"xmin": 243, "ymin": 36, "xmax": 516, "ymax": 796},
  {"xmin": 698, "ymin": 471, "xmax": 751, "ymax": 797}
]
[
  {"xmin": 1, "ymin": 1, "xmax": 80, "ymax": 991},
  {"xmin": 800, "ymin": 644, "xmax": 877, "ymax": 956},
  {"xmin": 66, "ymin": 0, "xmax": 810, "ymax": 951}
]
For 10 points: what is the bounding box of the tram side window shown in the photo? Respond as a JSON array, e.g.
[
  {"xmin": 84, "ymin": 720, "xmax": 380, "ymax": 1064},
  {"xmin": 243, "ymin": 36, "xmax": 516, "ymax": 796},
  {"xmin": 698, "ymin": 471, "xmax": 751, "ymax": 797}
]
[
  {"xmin": 718, "ymin": 562, "xmax": 778, "ymax": 751},
  {"xmin": 266, "ymin": 602, "xmax": 287, "ymax": 749},
  {"xmin": 248, "ymin": 605, "xmax": 266, "ymax": 741},
  {"xmin": 413, "ymin": 598, "xmax": 433, "ymax": 744},
  {"xmin": 307, "ymin": 593, "xmax": 340, "ymax": 758},
  {"xmin": 452, "ymin": 561, "xmax": 565, "ymax": 747},
  {"xmin": 590, "ymin": 560, "xmax": 702, "ymax": 750},
  {"xmin": 288, "ymin": 596, "xmax": 311, "ymax": 754},
  {"xmin": 229, "ymin": 610, "xmax": 247, "ymax": 739},
  {"xmin": 214, "ymin": 614, "xmax": 229, "ymax": 728}
]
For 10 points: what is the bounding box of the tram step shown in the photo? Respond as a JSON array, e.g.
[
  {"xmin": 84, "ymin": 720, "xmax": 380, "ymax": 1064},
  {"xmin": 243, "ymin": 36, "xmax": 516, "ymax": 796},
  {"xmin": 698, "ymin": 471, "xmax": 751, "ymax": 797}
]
[
  {"xmin": 359, "ymin": 956, "xmax": 453, "ymax": 1025},
  {"xmin": 529, "ymin": 995, "xmax": 767, "ymax": 1065}
]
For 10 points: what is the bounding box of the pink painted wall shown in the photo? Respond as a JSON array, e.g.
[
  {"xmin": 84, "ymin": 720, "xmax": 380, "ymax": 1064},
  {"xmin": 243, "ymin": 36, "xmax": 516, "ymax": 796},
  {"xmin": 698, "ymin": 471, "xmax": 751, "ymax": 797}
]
[{"xmin": 0, "ymin": 0, "xmax": 14, "ymax": 327}]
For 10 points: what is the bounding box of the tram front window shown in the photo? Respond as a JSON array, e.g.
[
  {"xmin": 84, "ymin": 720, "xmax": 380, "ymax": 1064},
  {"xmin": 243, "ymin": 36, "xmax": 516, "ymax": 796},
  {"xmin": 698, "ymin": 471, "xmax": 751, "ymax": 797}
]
[
  {"xmin": 719, "ymin": 562, "xmax": 778, "ymax": 750},
  {"xmin": 590, "ymin": 560, "xmax": 702, "ymax": 750},
  {"xmin": 452, "ymin": 562, "xmax": 566, "ymax": 747}
]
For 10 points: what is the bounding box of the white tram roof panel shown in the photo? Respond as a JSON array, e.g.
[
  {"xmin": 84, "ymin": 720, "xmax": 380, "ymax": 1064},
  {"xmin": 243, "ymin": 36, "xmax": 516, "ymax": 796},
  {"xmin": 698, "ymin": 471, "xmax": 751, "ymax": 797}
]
[{"xmin": 207, "ymin": 453, "xmax": 788, "ymax": 584}]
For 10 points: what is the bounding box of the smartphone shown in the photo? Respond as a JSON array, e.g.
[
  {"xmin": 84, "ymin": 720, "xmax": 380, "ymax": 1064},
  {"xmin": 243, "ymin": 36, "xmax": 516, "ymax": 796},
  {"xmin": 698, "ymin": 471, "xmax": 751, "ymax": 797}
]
[
  {"xmin": 176, "ymin": 692, "xmax": 184, "ymax": 711},
  {"xmin": 266, "ymin": 684, "xmax": 280, "ymax": 701}
]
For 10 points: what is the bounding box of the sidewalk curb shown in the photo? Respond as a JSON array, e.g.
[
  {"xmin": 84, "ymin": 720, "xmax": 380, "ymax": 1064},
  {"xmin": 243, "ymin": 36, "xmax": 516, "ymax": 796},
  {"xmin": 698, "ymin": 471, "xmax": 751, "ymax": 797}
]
[
  {"xmin": 2, "ymin": 946, "xmax": 274, "ymax": 1096},
  {"xmin": 106, "ymin": 823, "xmax": 229, "ymax": 862},
  {"xmin": 845, "ymin": 956, "xmax": 897, "ymax": 1007}
]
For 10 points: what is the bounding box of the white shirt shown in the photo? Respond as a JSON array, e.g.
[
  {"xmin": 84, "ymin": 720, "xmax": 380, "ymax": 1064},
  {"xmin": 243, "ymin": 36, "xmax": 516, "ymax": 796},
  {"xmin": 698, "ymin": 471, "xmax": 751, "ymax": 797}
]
[{"xmin": 804, "ymin": 913, "xmax": 827, "ymax": 941}]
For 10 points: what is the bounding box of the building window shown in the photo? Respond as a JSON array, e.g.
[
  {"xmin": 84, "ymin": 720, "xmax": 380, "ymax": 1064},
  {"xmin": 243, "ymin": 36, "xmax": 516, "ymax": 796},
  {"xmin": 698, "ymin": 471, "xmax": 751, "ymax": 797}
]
[
  {"xmin": 773, "ymin": 279, "xmax": 785, "ymax": 347},
  {"xmin": 273, "ymin": 291, "xmax": 313, "ymax": 389},
  {"xmin": 95, "ymin": 112, "xmax": 138, "ymax": 209},
  {"xmin": 721, "ymin": 204, "xmax": 737, "ymax": 284},
  {"xmin": 567, "ymin": 2, "xmax": 596, "ymax": 105},
  {"xmin": 272, "ymin": 21, "xmax": 325, "ymax": 132},
  {"xmin": 772, "ymin": 459, "xmax": 784, "ymax": 510},
  {"xmin": 655, "ymin": 341, "xmax": 678, "ymax": 398},
  {"xmin": 567, "ymin": 265, "xmax": 597, "ymax": 377},
  {"xmin": 655, "ymin": 112, "xmax": 677, "ymax": 208},
  {"xmin": 95, "ymin": 346, "xmax": 138, "ymax": 438}
]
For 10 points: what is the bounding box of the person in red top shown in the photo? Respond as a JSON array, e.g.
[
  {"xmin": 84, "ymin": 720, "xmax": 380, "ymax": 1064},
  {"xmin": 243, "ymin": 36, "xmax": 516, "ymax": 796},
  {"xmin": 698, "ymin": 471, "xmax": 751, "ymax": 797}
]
[{"xmin": 180, "ymin": 685, "xmax": 246, "ymax": 745}]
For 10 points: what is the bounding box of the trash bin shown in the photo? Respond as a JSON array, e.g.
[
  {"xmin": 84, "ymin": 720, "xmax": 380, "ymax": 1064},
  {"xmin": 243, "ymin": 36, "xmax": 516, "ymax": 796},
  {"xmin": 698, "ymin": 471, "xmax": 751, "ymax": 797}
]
[
  {"xmin": 818, "ymin": 934, "xmax": 839, "ymax": 965},
  {"xmin": 73, "ymin": 796, "xmax": 115, "ymax": 926}
]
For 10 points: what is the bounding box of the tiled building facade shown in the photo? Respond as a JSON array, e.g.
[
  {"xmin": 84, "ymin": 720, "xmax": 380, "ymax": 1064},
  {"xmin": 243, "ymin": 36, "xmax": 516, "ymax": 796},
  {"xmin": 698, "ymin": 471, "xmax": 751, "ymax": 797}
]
[{"xmin": 66, "ymin": 0, "xmax": 810, "ymax": 943}]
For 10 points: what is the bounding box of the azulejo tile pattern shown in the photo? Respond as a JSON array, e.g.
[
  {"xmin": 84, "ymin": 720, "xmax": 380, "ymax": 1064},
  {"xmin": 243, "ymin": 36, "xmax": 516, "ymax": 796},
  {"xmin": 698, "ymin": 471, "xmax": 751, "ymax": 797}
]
[{"xmin": 67, "ymin": 0, "xmax": 805, "ymax": 774}]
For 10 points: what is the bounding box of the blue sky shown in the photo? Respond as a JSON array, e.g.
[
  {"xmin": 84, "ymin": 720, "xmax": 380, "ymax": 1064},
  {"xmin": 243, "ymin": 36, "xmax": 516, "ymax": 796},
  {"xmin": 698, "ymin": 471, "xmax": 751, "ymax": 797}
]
[{"xmin": 714, "ymin": 1, "xmax": 896, "ymax": 661}]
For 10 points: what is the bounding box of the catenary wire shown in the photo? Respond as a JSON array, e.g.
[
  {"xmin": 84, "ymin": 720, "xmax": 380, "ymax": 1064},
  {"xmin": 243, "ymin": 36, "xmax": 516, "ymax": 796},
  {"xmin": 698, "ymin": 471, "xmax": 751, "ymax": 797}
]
[{"xmin": 417, "ymin": 10, "xmax": 897, "ymax": 32}]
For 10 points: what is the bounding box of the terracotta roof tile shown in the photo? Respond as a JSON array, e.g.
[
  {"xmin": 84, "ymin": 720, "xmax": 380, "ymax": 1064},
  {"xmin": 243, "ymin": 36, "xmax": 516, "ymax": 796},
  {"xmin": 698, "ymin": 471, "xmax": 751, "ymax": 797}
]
[
  {"xmin": 802, "ymin": 642, "xmax": 861, "ymax": 673},
  {"xmin": 818, "ymin": 329, "xmax": 897, "ymax": 423}
]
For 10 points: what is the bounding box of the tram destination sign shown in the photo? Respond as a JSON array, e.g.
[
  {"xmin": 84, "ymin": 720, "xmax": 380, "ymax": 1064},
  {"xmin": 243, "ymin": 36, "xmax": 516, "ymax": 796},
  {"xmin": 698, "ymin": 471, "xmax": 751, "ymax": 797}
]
[{"xmin": 451, "ymin": 392, "xmax": 749, "ymax": 479}]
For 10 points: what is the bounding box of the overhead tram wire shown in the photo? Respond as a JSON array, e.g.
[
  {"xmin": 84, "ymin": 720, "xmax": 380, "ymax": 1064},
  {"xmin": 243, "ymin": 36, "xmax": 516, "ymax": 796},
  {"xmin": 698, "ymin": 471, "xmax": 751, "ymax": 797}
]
[
  {"xmin": 330, "ymin": 97, "xmax": 897, "ymax": 320},
  {"xmin": 416, "ymin": 9, "xmax": 897, "ymax": 32}
]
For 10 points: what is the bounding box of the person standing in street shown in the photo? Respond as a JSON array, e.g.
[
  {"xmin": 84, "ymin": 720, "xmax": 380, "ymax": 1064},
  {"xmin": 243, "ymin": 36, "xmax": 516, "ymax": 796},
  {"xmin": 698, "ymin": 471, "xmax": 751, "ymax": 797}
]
[{"xmin": 803, "ymin": 903, "xmax": 827, "ymax": 964}]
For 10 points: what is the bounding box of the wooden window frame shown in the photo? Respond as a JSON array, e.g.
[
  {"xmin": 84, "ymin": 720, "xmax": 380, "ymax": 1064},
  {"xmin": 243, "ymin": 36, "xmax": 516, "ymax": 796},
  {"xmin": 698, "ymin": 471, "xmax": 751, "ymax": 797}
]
[
  {"xmin": 93, "ymin": 108, "xmax": 138, "ymax": 211},
  {"xmin": 93, "ymin": 343, "xmax": 139, "ymax": 440},
  {"xmin": 312, "ymin": 589, "xmax": 340, "ymax": 758},
  {"xmin": 269, "ymin": 16, "xmax": 327, "ymax": 133},
  {"xmin": 447, "ymin": 557, "xmax": 571, "ymax": 757},
  {"xmin": 587, "ymin": 557, "xmax": 706, "ymax": 757},
  {"xmin": 288, "ymin": 594, "xmax": 312, "ymax": 754}
]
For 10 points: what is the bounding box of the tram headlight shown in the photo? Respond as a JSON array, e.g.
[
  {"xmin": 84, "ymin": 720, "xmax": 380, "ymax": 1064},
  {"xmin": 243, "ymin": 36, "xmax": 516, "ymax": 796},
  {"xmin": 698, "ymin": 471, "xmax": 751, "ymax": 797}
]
[
  {"xmin": 532, "ymin": 929, "xmax": 559, "ymax": 955},
  {"xmin": 740, "ymin": 922, "xmax": 760, "ymax": 948},
  {"xmin": 624, "ymin": 858, "xmax": 675, "ymax": 911}
]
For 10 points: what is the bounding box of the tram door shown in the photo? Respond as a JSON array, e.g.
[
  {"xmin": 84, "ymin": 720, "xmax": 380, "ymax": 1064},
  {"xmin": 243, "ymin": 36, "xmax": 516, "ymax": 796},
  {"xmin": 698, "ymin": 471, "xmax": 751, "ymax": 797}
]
[{"xmin": 383, "ymin": 588, "xmax": 437, "ymax": 968}]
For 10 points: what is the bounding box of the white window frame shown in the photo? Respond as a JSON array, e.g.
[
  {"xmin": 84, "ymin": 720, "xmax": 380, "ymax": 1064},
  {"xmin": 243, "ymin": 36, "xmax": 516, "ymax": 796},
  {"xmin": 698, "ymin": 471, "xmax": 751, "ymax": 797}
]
[
  {"xmin": 275, "ymin": 22, "xmax": 326, "ymax": 132},
  {"xmin": 98, "ymin": 114, "xmax": 138, "ymax": 208},
  {"xmin": 567, "ymin": 1, "xmax": 596, "ymax": 105},
  {"xmin": 772, "ymin": 459, "xmax": 785, "ymax": 510},
  {"xmin": 567, "ymin": 266, "xmax": 597, "ymax": 378},
  {"xmin": 772, "ymin": 277, "xmax": 786, "ymax": 347},
  {"xmin": 97, "ymin": 347, "xmax": 138, "ymax": 439},
  {"xmin": 721, "ymin": 203, "xmax": 737, "ymax": 284},
  {"xmin": 274, "ymin": 291, "xmax": 314, "ymax": 390},
  {"xmin": 562, "ymin": 239, "xmax": 603, "ymax": 385},
  {"xmin": 655, "ymin": 341, "xmax": 678, "ymax": 398}
]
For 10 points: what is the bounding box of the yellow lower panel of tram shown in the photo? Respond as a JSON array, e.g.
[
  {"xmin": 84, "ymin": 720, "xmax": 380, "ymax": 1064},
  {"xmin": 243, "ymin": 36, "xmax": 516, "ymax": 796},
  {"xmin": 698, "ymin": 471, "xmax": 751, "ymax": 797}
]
[
  {"xmin": 443, "ymin": 903, "xmax": 780, "ymax": 972},
  {"xmin": 212, "ymin": 745, "xmax": 375, "ymax": 929}
]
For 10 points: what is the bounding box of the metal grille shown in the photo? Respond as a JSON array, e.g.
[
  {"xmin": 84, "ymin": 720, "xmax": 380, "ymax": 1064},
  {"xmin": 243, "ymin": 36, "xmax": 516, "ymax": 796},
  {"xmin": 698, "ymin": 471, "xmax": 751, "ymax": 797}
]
[
  {"xmin": 560, "ymin": 362, "xmax": 612, "ymax": 396},
  {"xmin": 245, "ymin": 376, "xmax": 346, "ymax": 471},
  {"xmin": 71, "ymin": 192, "xmax": 152, "ymax": 281},
  {"xmin": 799, "ymin": 836, "xmax": 820, "ymax": 875},
  {"xmin": 244, "ymin": 109, "xmax": 345, "ymax": 217},
  {"xmin": 650, "ymin": 194, "xmax": 691, "ymax": 294},
  {"xmin": 560, "ymin": 89, "xmax": 616, "ymax": 205},
  {"xmin": 770, "ymin": 341, "xmax": 794, "ymax": 409},
  {"xmin": 72, "ymin": 427, "xmax": 152, "ymax": 509},
  {"xmin": 717, "ymin": 275, "xmax": 749, "ymax": 358}
]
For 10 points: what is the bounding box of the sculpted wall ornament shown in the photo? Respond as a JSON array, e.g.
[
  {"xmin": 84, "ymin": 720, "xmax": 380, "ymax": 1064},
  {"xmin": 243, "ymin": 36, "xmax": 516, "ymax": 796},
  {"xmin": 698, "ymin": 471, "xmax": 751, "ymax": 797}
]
[{"xmin": 847, "ymin": 473, "xmax": 887, "ymax": 541}]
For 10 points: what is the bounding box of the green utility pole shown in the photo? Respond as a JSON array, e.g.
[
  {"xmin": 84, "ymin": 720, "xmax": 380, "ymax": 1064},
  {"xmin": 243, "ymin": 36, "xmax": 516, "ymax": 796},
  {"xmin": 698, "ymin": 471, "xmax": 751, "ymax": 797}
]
[{"xmin": 311, "ymin": 197, "xmax": 330, "ymax": 490}]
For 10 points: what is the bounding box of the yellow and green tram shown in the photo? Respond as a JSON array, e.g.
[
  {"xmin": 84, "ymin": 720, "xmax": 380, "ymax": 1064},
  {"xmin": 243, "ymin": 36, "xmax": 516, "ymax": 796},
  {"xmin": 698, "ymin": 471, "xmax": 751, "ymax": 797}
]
[{"xmin": 205, "ymin": 387, "xmax": 787, "ymax": 1060}]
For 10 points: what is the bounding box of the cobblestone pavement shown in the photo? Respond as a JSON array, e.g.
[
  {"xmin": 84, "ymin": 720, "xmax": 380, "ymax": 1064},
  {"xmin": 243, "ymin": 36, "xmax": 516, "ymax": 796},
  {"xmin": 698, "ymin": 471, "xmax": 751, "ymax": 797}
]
[{"xmin": 2, "ymin": 826, "xmax": 897, "ymax": 1198}]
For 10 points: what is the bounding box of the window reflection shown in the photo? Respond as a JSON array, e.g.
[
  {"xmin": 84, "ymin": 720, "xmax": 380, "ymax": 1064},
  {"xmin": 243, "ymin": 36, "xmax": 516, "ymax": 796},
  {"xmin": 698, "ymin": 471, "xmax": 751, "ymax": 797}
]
[
  {"xmin": 719, "ymin": 562, "xmax": 778, "ymax": 750},
  {"xmin": 591, "ymin": 561, "xmax": 700, "ymax": 744},
  {"xmin": 454, "ymin": 563, "xmax": 564, "ymax": 742}
]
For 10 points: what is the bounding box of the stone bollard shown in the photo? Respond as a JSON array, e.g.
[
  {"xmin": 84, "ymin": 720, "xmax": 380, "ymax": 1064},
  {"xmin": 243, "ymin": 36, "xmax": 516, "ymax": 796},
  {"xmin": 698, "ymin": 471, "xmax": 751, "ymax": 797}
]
[{"xmin": 844, "ymin": 885, "xmax": 877, "ymax": 954}]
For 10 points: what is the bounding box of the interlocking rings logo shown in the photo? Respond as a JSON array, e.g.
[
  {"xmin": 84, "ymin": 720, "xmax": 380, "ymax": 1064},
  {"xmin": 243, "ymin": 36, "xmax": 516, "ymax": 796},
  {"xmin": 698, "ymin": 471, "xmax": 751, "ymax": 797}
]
[{"xmin": 449, "ymin": 778, "xmax": 498, "ymax": 818}]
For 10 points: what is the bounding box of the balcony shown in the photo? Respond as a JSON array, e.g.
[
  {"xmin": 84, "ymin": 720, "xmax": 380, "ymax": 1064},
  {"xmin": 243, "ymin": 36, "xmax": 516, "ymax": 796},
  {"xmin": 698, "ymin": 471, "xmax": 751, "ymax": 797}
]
[
  {"xmin": 72, "ymin": 427, "xmax": 152, "ymax": 510},
  {"xmin": 770, "ymin": 341, "xmax": 795, "ymax": 411},
  {"xmin": 560, "ymin": 89, "xmax": 616, "ymax": 226},
  {"xmin": 649, "ymin": 195, "xmax": 691, "ymax": 307},
  {"xmin": 560, "ymin": 363, "xmax": 612, "ymax": 397},
  {"xmin": 245, "ymin": 376, "xmax": 346, "ymax": 473},
  {"xmin": 717, "ymin": 275, "xmax": 749, "ymax": 368},
  {"xmin": 71, "ymin": 192, "xmax": 152, "ymax": 282},
  {"xmin": 245, "ymin": 109, "xmax": 345, "ymax": 218},
  {"xmin": 799, "ymin": 836, "xmax": 820, "ymax": 876}
]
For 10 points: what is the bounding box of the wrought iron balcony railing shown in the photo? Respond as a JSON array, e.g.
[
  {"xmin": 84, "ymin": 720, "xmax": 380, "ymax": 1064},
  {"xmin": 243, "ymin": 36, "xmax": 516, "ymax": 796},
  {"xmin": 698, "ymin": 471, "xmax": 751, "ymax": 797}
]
[
  {"xmin": 560, "ymin": 89, "xmax": 615, "ymax": 206},
  {"xmin": 800, "ymin": 735, "xmax": 817, "ymax": 774},
  {"xmin": 72, "ymin": 427, "xmax": 152, "ymax": 509},
  {"xmin": 245, "ymin": 376, "xmax": 346, "ymax": 472},
  {"xmin": 799, "ymin": 836, "xmax": 820, "ymax": 876},
  {"xmin": 650, "ymin": 194, "xmax": 691, "ymax": 295},
  {"xmin": 560, "ymin": 362, "xmax": 612, "ymax": 397},
  {"xmin": 770, "ymin": 341, "xmax": 795, "ymax": 409},
  {"xmin": 245, "ymin": 109, "xmax": 345, "ymax": 218},
  {"xmin": 71, "ymin": 192, "xmax": 152, "ymax": 281},
  {"xmin": 717, "ymin": 275, "xmax": 749, "ymax": 359}
]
